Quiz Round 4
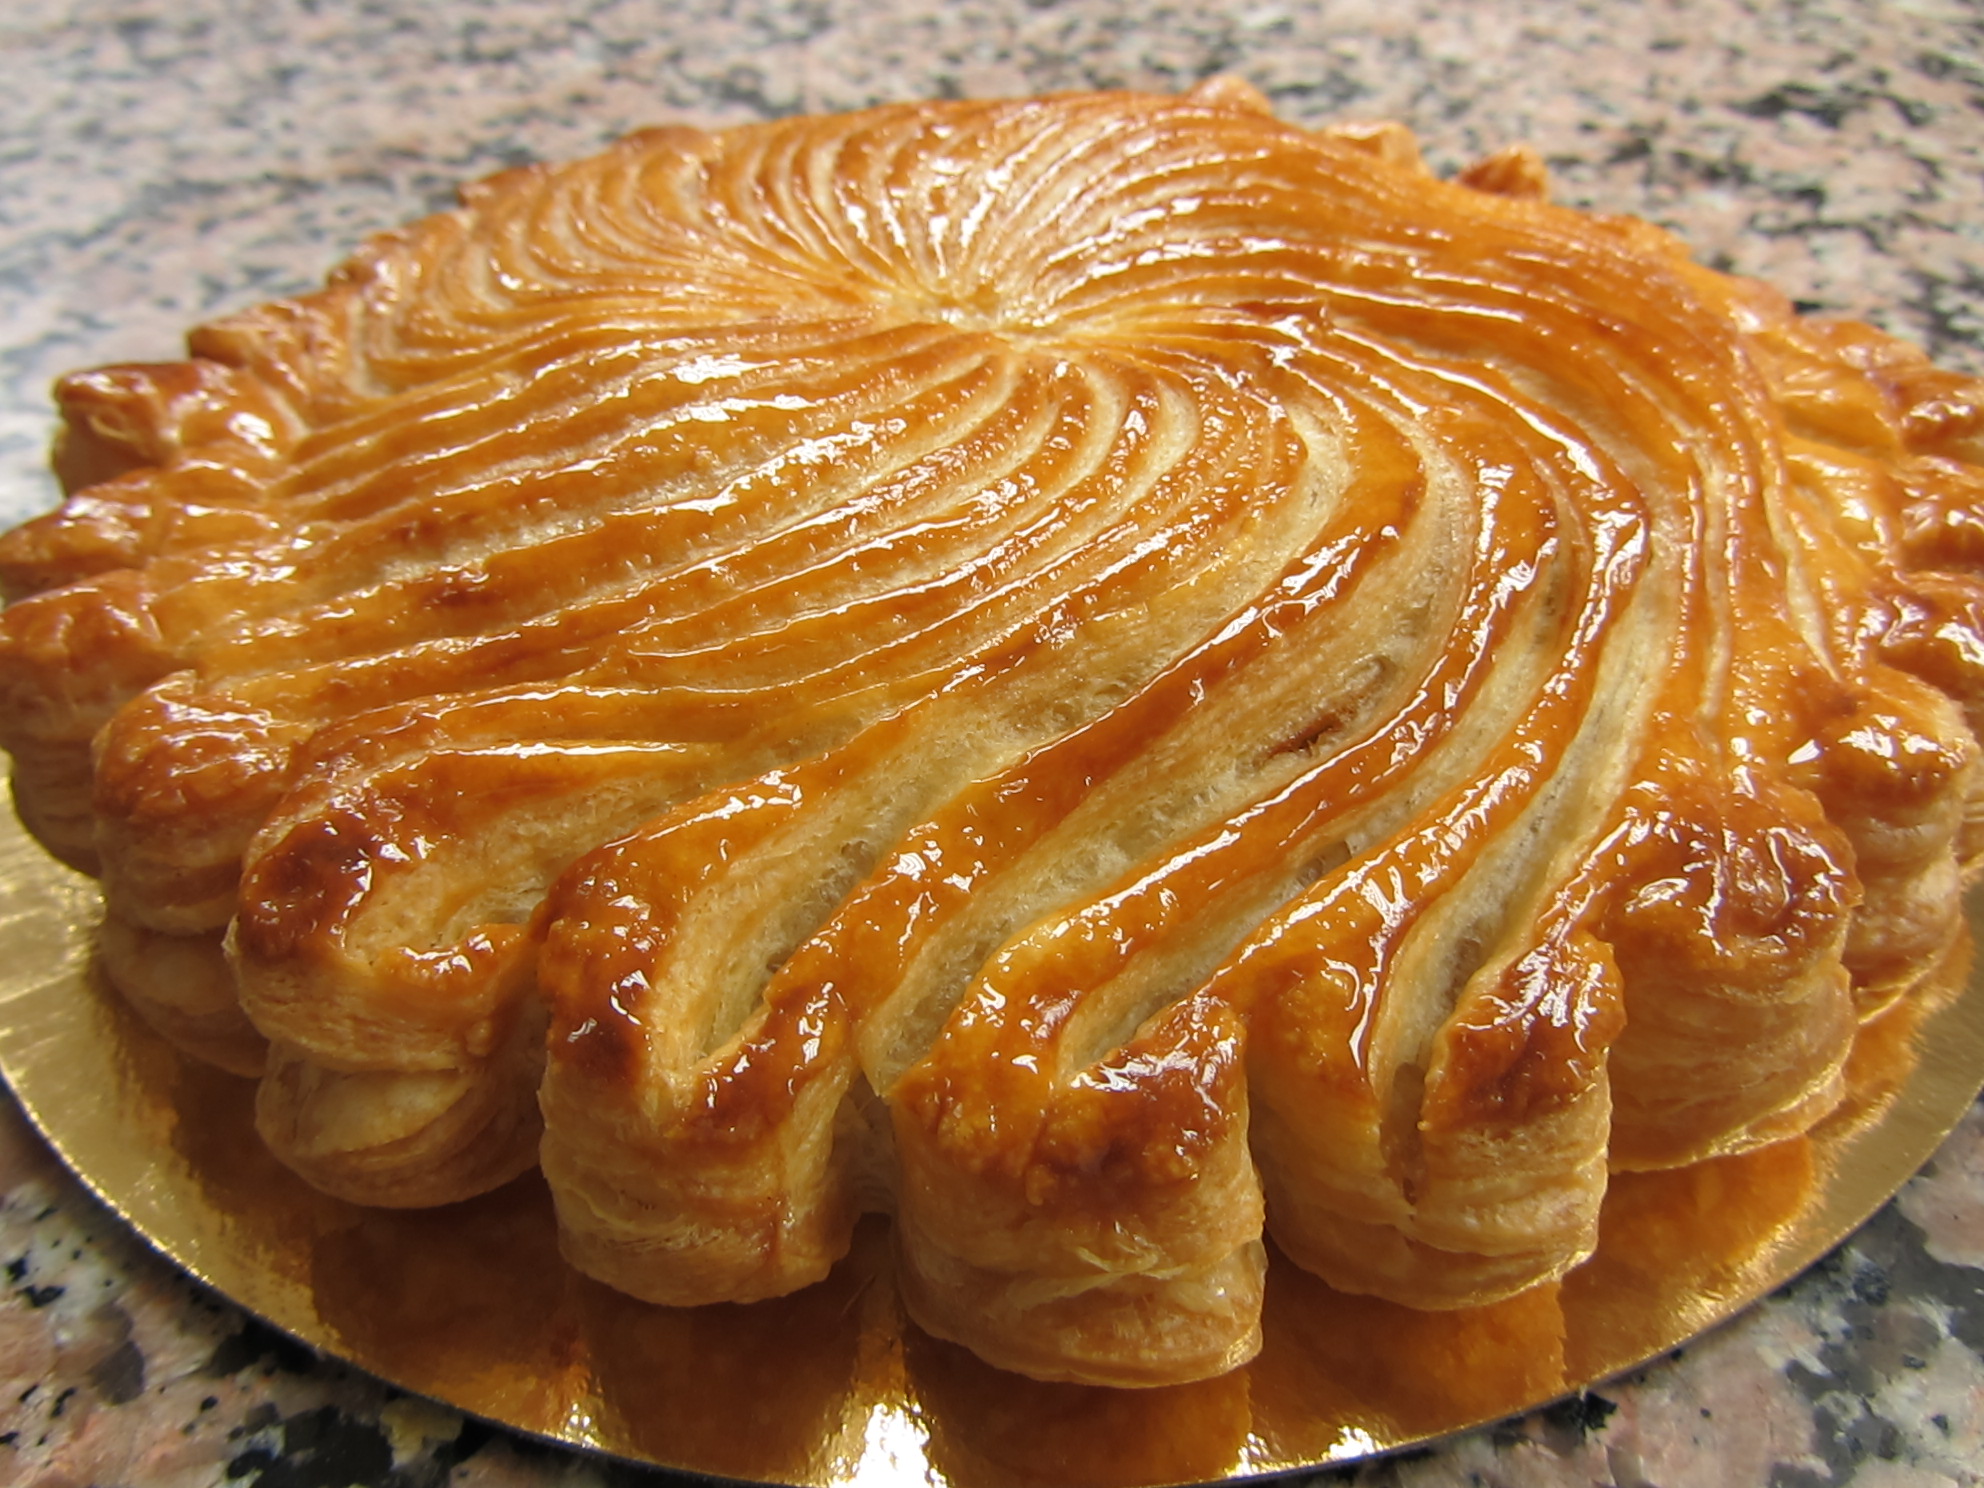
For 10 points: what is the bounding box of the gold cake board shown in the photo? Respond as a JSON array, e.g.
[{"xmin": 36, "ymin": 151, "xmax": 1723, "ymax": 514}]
[{"xmin": 1, "ymin": 810, "xmax": 1980, "ymax": 1485}]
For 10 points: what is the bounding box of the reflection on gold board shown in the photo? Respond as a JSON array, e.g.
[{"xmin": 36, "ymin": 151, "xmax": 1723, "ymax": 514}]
[{"xmin": 1, "ymin": 811, "xmax": 1981, "ymax": 1485}]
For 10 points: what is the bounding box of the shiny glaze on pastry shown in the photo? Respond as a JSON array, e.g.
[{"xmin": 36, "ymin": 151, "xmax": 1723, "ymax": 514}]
[{"xmin": 4, "ymin": 79, "xmax": 1983, "ymax": 1386}]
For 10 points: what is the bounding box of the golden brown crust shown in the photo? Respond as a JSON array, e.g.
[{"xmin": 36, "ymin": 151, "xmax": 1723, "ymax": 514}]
[{"xmin": 4, "ymin": 82, "xmax": 1984, "ymax": 1385}]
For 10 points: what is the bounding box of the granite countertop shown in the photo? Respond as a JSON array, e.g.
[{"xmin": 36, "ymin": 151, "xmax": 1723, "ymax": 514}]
[{"xmin": 3, "ymin": 2, "xmax": 1983, "ymax": 1485}]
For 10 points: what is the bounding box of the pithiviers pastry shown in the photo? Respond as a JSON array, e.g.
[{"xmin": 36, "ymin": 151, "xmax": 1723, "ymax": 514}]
[{"xmin": 3, "ymin": 78, "xmax": 1982, "ymax": 1386}]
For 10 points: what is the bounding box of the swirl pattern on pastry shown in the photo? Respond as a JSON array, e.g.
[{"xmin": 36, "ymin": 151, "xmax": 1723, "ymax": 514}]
[{"xmin": 4, "ymin": 80, "xmax": 1984, "ymax": 1386}]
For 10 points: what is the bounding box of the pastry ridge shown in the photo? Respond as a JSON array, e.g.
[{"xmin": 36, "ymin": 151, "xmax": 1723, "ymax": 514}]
[{"xmin": 4, "ymin": 79, "xmax": 1984, "ymax": 1386}]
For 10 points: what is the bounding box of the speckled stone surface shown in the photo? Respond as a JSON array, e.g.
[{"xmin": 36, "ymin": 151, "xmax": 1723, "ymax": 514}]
[{"xmin": 2, "ymin": 2, "xmax": 1982, "ymax": 1484}]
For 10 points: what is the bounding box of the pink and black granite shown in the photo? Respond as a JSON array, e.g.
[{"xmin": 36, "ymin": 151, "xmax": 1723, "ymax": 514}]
[{"xmin": 1, "ymin": 2, "xmax": 1981, "ymax": 1484}]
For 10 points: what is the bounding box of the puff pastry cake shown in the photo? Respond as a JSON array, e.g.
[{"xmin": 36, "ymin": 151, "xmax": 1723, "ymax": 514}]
[{"xmin": 5, "ymin": 79, "xmax": 1983, "ymax": 1388}]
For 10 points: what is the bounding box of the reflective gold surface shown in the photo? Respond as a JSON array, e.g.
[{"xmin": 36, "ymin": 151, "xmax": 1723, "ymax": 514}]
[{"xmin": 2, "ymin": 806, "xmax": 1981, "ymax": 1484}]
